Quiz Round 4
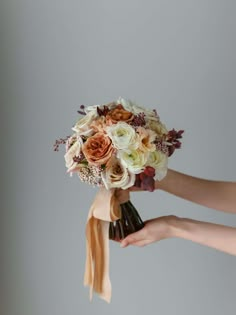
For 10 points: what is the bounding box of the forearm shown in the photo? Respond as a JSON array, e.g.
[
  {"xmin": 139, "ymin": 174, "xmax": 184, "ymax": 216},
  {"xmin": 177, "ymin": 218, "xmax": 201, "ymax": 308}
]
[
  {"xmin": 157, "ymin": 169, "xmax": 236, "ymax": 213},
  {"xmin": 170, "ymin": 216, "xmax": 236, "ymax": 256}
]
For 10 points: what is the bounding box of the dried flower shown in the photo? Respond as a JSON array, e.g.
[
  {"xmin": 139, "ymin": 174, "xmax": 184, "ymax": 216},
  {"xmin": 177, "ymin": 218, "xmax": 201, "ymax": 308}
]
[
  {"xmin": 53, "ymin": 136, "xmax": 71, "ymax": 152},
  {"xmin": 130, "ymin": 112, "xmax": 146, "ymax": 127},
  {"xmin": 166, "ymin": 129, "xmax": 184, "ymax": 156},
  {"xmin": 153, "ymin": 139, "xmax": 169, "ymax": 155},
  {"xmin": 97, "ymin": 105, "xmax": 110, "ymax": 116},
  {"xmin": 77, "ymin": 104, "xmax": 86, "ymax": 115}
]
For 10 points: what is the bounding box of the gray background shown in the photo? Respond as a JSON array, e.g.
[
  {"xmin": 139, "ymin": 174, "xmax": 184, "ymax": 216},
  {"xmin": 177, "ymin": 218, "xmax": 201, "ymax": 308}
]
[{"xmin": 1, "ymin": 0, "xmax": 236, "ymax": 314}]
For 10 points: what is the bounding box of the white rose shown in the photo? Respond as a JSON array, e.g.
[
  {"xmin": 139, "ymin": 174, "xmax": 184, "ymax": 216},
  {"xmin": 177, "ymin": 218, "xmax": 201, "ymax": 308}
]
[
  {"xmin": 146, "ymin": 151, "xmax": 168, "ymax": 181},
  {"xmin": 147, "ymin": 120, "xmax": 168, "ymax": 137},
  {"xmin": 142, "ymin": 105, "xmax": 160, "ymax": 121},
  {"xmin": 84, "ymin": 104, "xmax": 100, "ymax": 114},
  {"xmin": 72, "ymin": 111, "xmax": 96, "ymax": 136},
  {"xmin": 117, "ymin": 97, "xmax": 144, "ymax": 114},
  {"xmin": 117, "ymin": 97, "xmax": 159, "ymax": 121},
  {"xmin": 84, "ymin": 101, "xmax": 117, "ymax": 114},
  {"xmin": 101, "ymin": 156, "xmax": 135, "ymax": 189},
  {"xmin": 106, "ymin": 121, "xmax": 138, "ymax": 150},
  {"xmin": 64, "ymin": 136, "xmax": 83, "ymax": 172},
  {"xmin": 118, "ymin": 149, "xmax": 148, "ymax": 174}
]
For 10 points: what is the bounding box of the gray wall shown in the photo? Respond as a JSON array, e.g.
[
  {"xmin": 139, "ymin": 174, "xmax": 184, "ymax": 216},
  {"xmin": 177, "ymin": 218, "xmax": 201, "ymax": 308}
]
[{"xmin": 2, "ymin": 1, "xmax": 236, "ymax": 314}]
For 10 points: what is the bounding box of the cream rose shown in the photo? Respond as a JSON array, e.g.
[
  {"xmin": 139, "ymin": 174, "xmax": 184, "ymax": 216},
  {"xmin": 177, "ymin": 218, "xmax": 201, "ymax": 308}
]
[
  {"xmin": 84, "ymin": 104, "xmax": 100, "ymax": 115},
  {"xmin": 118, "ymin": 149, "xmax": 148, "ymax": 174},
  {"xmin": 64, "ymin": 135, "xmax": 83, "ymax": 172},
  {"xmin": 101, "ymin": 156, "xmax": 135, "ymax": 189},
  {"xmin": 72, "ymin": 111, "xmax": 96, "ymax": 136},
  {"xmin": 106, "ymin": 121, "xmax": 138, "ymax": 150},
  {"xmin": 117, "ymin": 97, "xmax": 159, "ymax": 121},
  {"xmin": 90, "ymin": 116, "xmax": 107, "ymax": 133},
  {"xmin": 84, "ymin": 101, "xmax": 117, "ymax": 114},
  {"xmin": 147, "ymin": 120, "xmax": 168, "ymax": 137},
  {"xmin": 117, "ymin": 97, "xmax": 144, "ymax": 115},
  {"xmin": 146, "ymin": 151, "xmax": 168, "ymax": 180},
  {"xmin": 137, "ymin": 126, "xmax": 156, "ymax": 152},
  {"xmin": 65, "ymin": 133, "xmax": 77, "ymax": 152}
]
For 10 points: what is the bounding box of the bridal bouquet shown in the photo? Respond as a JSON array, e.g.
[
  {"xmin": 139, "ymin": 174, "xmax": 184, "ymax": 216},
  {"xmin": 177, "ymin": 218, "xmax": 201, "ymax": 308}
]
[{"xmin": 54, "ymin": 97, "xmax": 184, "ymax": 302}]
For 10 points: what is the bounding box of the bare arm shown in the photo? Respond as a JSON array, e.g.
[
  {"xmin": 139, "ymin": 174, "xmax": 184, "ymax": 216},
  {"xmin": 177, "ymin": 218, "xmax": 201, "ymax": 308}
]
[
  {"xmin": 118, "ymin": 170, "xmax": 236, "ymax": 254},
  {"xmin": 174, "ymin": 217, "xmax": 236, "ymax": 255},
  {"xmin": 156, "ymin": 169, "xmax": 236, "ymax": 214},
  {"xmin": 121, "ymin": 215, "xmax": 236, "ymax": 256}
]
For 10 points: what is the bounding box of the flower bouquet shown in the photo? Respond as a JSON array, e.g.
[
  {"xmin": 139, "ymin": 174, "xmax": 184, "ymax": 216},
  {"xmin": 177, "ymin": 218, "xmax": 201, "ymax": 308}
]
[{"xmin": 54, "ymin": 97, "xmax": 184, "ymax": 302}]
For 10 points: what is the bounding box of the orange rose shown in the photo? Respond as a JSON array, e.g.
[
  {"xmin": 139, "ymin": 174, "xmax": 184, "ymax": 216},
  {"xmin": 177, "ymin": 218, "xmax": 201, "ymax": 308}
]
[
  {"xmin": 82, "ymin": 132, "xmax": 114, "ymax": 165},
  {"xmin": 106, "ymin": 104, "xmax": 134, "ymax": 124}
]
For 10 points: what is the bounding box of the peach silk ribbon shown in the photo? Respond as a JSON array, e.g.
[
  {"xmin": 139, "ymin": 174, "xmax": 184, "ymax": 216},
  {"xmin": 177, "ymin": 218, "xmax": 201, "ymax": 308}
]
[{"xmin": 84, "ymin": 187, "xmax": 122, "ymax": 303}]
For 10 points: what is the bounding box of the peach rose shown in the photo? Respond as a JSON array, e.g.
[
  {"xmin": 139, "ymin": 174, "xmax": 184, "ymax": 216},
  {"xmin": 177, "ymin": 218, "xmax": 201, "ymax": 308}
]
[
  {"xmin": 82, "ymin": 132, "xmax": 114, "ymax": 165},
  {"xmin": 106, "ymin": 104, "xmax": 134, "ymax": 125},
  {"xmin": 101, "ymin": 156, "xmax": 135, "ymax": 189},
  {"xmin": 90, "ymin": 116, "xmax": 106, "ymax": 133},
  {"xmin": 137, "ymin": 126, "xmax": 156, "ymax": 152}
]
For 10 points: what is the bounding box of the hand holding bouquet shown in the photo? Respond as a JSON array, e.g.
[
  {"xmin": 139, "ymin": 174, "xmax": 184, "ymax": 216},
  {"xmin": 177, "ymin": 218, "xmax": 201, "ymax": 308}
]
[{"xmin": 54, "ymin": 97, "xmax": 184, "ymax": 302}]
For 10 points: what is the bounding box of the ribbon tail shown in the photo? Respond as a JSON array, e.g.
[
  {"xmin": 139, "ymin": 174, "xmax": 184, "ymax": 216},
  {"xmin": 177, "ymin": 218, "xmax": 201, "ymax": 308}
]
[
  {"xmin": 84, "ymin": 217, "xmax": 94, "ymax": 301},
  {"xmin": 84, "ymin": 188, "xmax": 120, "ymax": 303},
  {"xmin": 84, "ymin": 217, "xmax": 111, "ymax": 303}
]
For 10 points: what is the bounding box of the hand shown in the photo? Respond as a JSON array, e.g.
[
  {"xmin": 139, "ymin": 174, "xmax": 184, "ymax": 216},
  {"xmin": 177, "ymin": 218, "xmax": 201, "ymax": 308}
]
[
  {"xmin": 120, "ymin": 215, "xmax": 178, "ymax": 247},
  {"xmin": 128, "ymin": 185, "xmax": 144, "ymax": 192}
]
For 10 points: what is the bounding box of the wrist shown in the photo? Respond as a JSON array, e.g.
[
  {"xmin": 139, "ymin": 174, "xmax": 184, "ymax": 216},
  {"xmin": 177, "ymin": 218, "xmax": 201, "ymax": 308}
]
[
  {"xmin": 168, "ymin": 216, "xmax": 200, "ymax": 240},
  {"xmin": 166, "ymin": 215, "xmax": 185, "ymax": 238}
]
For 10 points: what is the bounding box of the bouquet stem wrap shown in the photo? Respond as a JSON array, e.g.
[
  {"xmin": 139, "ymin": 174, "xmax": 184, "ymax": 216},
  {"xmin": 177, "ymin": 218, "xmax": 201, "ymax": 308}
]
[{"xmin": 84, "ymin": 187, "xmax": 123, "ymax": 302}]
